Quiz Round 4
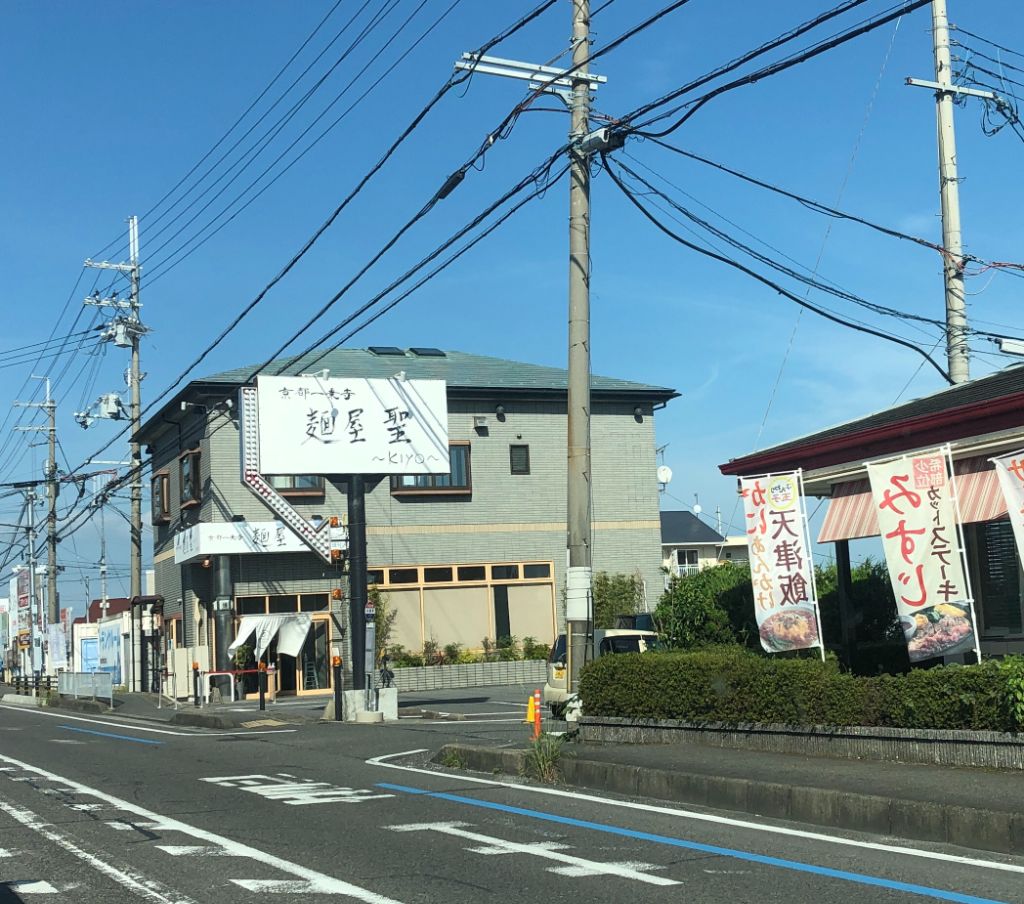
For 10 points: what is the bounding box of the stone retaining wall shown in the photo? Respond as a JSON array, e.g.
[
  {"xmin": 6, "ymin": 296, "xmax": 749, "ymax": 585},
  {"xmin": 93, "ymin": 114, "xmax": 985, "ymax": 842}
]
[{"xmin": 579, "ymin": 716, "xmax": 1024, "ymax": 769}]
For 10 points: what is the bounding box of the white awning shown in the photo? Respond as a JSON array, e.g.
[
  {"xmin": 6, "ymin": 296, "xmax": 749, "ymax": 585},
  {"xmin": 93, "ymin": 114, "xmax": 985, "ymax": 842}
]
[{"xmin": 229, "ymin": 614, "xmax": 312, "ymax": 661}]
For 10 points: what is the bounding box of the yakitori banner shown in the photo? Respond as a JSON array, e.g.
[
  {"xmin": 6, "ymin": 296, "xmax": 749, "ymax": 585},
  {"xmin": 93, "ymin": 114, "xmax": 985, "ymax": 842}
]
[
  {"xmin": 741, "ymin": 472, "xmax": 822, "ymax": 655},
  {"xmin": 867, "ymin": 450, "xmax": 977, "ymax": 662},
  {"xmin": 992, "ymin": 451, "xmax": 1024, "ymax": 565}
]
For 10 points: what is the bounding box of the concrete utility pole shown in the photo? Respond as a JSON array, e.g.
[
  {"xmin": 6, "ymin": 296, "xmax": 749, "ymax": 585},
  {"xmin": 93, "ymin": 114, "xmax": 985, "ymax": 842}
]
[
  {"xmin": 26, "ymin": 488, "xmax": 40, "ymax": 674},
  {"xmin": 453, "ymin": 4, "xmax": 618, "ymax": 695},
  {"xmin": 564, "ymin": 0, "xmax": 593, "ymax": 692},
  {"xmin": 85, "ymin": 215, "xmax": 147, "ymax": 599},
  {"xmin": 15, "ymin": 377, "xmax": 59, "ymax": 627},
  {"xmin": 128, "ymin": 217, "xmax": 143, "ymax": 599},
  {"xmin": 907, "ymin": 2, "xmax": 1004, "ymax": 384}
]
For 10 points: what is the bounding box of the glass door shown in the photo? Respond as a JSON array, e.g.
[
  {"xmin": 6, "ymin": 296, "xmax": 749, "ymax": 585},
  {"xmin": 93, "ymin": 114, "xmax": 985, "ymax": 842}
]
[{"xmin": 297, "ymin": 619, "xmax": 330, "ymax": 695}]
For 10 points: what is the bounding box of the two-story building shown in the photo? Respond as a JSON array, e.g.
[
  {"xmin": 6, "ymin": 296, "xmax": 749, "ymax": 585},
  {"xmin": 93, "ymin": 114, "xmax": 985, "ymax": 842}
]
[{"xmin": 138, "ymin": 347, "xmax": 676, "ymax": 698}]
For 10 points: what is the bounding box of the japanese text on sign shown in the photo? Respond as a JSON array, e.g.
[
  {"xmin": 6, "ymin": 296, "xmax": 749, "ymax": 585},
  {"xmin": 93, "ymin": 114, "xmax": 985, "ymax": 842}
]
[
  {"xmin": 740, "ymin": 473, "xmax": 821, "ymax": 654},
  {"xmin": 255, "ymin": 376, "xmax": 449, "ymax": 476},
  {"xmin": 868, "ymin": 451, "xmax": 975, "ymax": 663}
]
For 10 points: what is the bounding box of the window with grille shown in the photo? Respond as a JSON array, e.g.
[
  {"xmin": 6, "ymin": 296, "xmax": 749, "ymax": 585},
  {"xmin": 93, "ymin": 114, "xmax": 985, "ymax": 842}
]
[{"xmin": 510, "ymin": 444, "xmax": 530, "ymax": 475}]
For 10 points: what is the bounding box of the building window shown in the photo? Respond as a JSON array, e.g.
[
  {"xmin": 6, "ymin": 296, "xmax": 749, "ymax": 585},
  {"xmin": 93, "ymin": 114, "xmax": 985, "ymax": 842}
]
[
  {"xmin": 510, "ymin": 444, "xmax": 530, "ymax": 475},
  {"xmin": 975, "ymin": 520, "xmax": 1023, "ymax": 636},
  {"xmin": 179, "ymin": 450, "xmax": 201, "ymax": 507},
  {"xmin": 457, "ymin": 565, "xmax": 486, "ymax": 582},
  {"xmin": 424, "ymin": 566, "xmax": 453, "ymax": 583},
  {"xmin": 391, "ymin": 443, "xmax": 471, "ymax": 495},
  {"xmin": 676, "ymin": 549, "xmax": 699, "ymax": 577},
  {"xmin": 268, "ymin": 475, "xmax": 324, "ymax": 496},
  {"xmin": 492, "ymin": 564, "xmax": 519, "ymax": 580},
  {"xmin": 151, "ymin": 472, "xmax": 170, "ymax": 523},
  {"xmin": 389, "ymin": 568, "xmax": 419, "ymax": 584},
  {"xmin": 523, "ymin": 563, "xmax": 550, "ymax": 579}
]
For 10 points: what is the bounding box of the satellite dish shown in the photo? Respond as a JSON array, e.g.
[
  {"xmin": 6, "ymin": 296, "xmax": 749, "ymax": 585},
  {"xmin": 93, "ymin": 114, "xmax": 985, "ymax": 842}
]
[{"xmin": 656, "ymin": 465, "xmax": 673, "ymax": 485}]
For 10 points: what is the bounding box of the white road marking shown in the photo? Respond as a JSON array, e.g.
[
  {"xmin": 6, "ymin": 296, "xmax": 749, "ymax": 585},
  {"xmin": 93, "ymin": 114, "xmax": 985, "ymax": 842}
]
[
  {"xmin": 49, "ymin": 739, "xmax": 86, "ymax": 745},
  {"xmin": 0, "ymin": 705, "xmax": 296, "ymax": 736},
  {"xmin": 367, "ymin": 749, "xmax": 1024, "ymax": 876},
  {"xmin": 7, "ymin": 880, "xmax": 59, "ymax": 893},
  {"xmin": 200, "ymin": 774, "xmax": 392, "ymax": 806},
  {"xmin": 389, "ymin": 821, "xmax": 677, "ymax": 886},
  {"xmin": 156, "ymin": 845, "xmax": 233, "ymax": 857},
  {"xmin": 409, "ymin": 719, "xmax": 527, "ymax": 725},
  {"xmin": 0, "ymin": 753, "xmax": 406, "ymax": 904},
  {"xmin": 67, "ymin": 803, "xmax": 105, "ymax": 811},
  {"xmin": 0, "ymin": 798, "xmax": 196, "ymax": 904},
  {"xmin": 232, "ymin": 879, "xmax": 338, "ymax": 893},
  {"xmin": 0, "ymin": 847, "xmax": 12, "ymax": 857}
]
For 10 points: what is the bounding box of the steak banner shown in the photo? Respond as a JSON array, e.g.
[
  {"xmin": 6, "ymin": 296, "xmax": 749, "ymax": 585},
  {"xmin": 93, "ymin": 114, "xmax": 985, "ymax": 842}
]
[
  {"xmin": 741, "ymin": 472, "xmax": 823, "ymax": 655},
  {"xmin": 867, "ymin": 450, "xmax": 978, "ymax": 662}
]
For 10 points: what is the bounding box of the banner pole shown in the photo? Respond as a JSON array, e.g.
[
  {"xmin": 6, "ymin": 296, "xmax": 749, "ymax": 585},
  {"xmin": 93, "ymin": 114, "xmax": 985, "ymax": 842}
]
[
  {"xmin": 797, "ymin": 469, "xmax": 826, "ymax": 662},
  {"xmin": 945, "ymin": 445, "xmax": 981, "ymax": 662}
]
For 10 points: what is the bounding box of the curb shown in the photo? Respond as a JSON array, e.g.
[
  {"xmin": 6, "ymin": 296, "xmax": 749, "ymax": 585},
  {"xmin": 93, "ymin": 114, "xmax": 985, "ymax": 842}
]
[{"xmin": 435, "ymin": 743, "xmax": 1024, "ymax": 857}]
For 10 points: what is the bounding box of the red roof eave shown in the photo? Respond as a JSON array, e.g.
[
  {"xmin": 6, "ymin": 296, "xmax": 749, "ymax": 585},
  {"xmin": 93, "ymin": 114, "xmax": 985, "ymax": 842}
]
[{"xmin": 719, "ymin": 391, "xmax": 1024, "ymax": 476}]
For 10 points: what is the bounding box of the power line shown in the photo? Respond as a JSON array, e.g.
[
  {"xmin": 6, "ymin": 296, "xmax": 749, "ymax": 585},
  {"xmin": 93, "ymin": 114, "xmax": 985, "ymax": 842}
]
[
  {"xmin": 144, "ymin": 0, "xmax": 465, "ymax": 287},
  {"xmin": 627, "ymin": 0, "xmax": 931, "ymax": 137},
  {"xmin": 603, "ymin": 155, "xmax": 951, "ymax": 382},
  {"xmin": 951, "ymin": 26, "xmax": 1024, "ymax": 62}
]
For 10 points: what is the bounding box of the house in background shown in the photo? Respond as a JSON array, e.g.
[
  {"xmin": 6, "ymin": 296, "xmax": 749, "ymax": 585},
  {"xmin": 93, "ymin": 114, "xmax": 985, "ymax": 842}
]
[
  {"xmin": 138, "ymin": 347, "xmax": 677, "ymax": 697},
  {"xmin": 659, "ymin": 510, "xmax": 749, "ymax": 576}
]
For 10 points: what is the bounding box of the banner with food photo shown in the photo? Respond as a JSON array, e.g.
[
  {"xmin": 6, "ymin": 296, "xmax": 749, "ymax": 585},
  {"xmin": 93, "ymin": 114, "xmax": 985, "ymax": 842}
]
[
  {"xmin": 740, "ymin": 471, "xmax": 823, "ymax": 656},
  {"xmin": 867, "ymin": 449, "xmax": 979, "ymax": 663}
]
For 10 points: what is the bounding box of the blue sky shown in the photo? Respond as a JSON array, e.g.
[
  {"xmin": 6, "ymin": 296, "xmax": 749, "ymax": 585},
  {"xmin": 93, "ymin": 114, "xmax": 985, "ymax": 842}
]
[{"xmin": 2, "ymin": 1, "xmax": 1023, "ymax": 611}]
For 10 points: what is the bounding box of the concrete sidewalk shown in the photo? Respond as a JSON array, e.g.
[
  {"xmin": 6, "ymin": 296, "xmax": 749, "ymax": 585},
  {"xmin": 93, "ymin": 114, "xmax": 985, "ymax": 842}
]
[
  {"xmin": 0, "ymin": 684, "xmax": 324, "ymax": 729},
  {"xmin": 439, "ymin": 737, "xmax": 1024, "ymax": 856}
]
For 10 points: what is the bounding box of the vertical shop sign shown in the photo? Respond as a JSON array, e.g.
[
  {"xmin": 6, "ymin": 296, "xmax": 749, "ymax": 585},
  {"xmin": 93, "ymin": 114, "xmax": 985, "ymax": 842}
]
[
  {"xmin": 868, "ymin": 448, "xmax": 978, "ymax": 662},
  {"xmin": 741, "ymin": 471, "xmax": 823, "ymax": 655}
]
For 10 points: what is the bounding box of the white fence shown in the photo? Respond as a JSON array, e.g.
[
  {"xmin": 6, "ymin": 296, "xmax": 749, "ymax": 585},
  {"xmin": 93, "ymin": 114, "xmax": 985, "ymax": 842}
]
[{"xmin": 58, "ymin": 671, "xmax": 114, "ymax": 707}]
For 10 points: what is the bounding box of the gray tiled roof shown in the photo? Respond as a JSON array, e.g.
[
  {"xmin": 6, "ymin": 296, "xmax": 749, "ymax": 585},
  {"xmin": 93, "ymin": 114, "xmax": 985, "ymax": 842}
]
[
  {"xmin": 660, "ymin": 511, "xmax": 724, "ymax": 545},
  {"xmin": 726, "ymin": 363, "xmax": 1024, "ymax": 466},
  {"xmin": 201, "ymin": 348, "xmax": 677, "ymax": 397}
]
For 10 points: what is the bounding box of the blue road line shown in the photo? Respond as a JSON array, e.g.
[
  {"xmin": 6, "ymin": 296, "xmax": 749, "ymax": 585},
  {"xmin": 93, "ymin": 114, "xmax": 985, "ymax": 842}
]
[
  {"xmin": 377, "ymin": 782, "xmax": 1006, "ymax": 904},
  {"xmin": 58, "ymin": 725, "xmax": 163, "ymax": 746}
]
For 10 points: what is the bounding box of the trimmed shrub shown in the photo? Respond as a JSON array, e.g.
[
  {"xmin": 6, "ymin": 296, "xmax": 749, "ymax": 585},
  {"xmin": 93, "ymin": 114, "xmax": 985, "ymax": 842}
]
[{"xmin": 578, "ymin": 648, "xmax": 1018, "ymax": 732}]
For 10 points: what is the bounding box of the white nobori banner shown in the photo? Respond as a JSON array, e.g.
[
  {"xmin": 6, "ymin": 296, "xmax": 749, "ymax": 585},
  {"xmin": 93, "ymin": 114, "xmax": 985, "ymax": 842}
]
[
  {"xmin": 740, "ymin": 471, "xmax": 823, "ymax": 656},
  {"xmin": 992, "ymin": 450, "xmax": 1024, "ymax": 568},
  {"xmin": 255, "ymin": 375, "xmax": 449, "ymax": 476},
  {"xmin": 867, "ymin": 448, "xmax": 978, "ymax": 663}
]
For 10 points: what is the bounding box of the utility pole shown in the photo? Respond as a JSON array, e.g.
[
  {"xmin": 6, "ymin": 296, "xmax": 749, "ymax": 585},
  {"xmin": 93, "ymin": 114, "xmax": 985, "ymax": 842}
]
[
  {"xmin": 907, "ymin": 1, "xmax": 1002, "ymax": 384},
  {"xmin": 15, "ymin": 377, "xmax": 59, "ymax": 628},
  {"xmin": 564, "ymin": 0, "xmax": 593, "ymax": 692},
  {"xmin": 453, "ymin": 0, "xmax": 614, "ymax": 699},
  {"xmin": 85, "ymin": 216, "xmax": 147, "ymax": 599},
  {"xmin": 26, "ymin": 487, "xmax": 40, "ymax": 675}
]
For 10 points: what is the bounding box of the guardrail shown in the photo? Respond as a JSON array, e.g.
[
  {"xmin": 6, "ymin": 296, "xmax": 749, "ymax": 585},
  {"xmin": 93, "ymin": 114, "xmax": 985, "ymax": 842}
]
[
  {"xmin": 58, "ymin": 671, "xmax": 114, "ymax": 708},
  {"xmin": 201, "ymin": 668, "xmax": 276, "ymax": 705},
  {"xmin": 10, "ymin": 675, "xmax": 57, "ymax": 696}
]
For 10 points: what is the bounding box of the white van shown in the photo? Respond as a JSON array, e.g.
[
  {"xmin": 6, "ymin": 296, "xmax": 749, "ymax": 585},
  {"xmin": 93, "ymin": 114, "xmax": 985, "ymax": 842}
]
[{"xmin": 542, "ymin": 628, "xmax": 657, "ymax": 718}]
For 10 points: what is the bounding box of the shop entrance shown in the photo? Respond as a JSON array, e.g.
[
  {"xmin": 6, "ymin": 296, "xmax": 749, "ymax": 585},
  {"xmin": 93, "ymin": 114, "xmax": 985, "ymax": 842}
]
[{"xmin": 273, "ymin": 618, "xmax": 330, "ymax": 696}]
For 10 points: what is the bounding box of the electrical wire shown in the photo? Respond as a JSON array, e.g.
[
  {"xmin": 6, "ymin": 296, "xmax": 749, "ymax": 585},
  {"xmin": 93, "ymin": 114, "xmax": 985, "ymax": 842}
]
[
  {"xmin": 627, "ymin": 1, "xmax": 931, "ymax": 137},
  {"xmin": 603, "ymin": 155, "xmax": 951, "ymax": 382},
  {"xmin": 144, "ymin": 0, "xmax": 466, "ymax": 287}
]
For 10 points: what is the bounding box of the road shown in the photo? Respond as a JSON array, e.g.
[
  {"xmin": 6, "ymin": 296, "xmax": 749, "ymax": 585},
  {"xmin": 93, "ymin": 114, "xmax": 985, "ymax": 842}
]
[{"xmin": 1, "ymin": 701, "xmax": 1022, "ymax": 903}]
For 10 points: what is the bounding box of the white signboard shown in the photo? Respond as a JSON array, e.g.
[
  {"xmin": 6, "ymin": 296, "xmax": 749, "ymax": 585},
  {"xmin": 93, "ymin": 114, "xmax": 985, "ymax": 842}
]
[
  {"xmin": 740, "ymin": 472, "xmax": 822, "ymax": 655},
  {"xmin": 255, "ymin": 376, "xmax": 449, "ymax": 475},
  {"xmin": 174, "ymin": 521, "xmax": 318, "ymax": 564},
  {"xmin": 47, "ymin": 624, "xmax": 67, "ymax": 669},
  {"xmin": 867, "ymin": 450, "xmax": 977, "ymax": 662}
]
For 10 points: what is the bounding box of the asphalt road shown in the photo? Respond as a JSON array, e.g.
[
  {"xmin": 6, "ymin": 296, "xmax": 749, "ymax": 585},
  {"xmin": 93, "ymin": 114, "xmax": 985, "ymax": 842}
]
[{"xmin": 1, "ymin": 702, "xmax": 1022, "ymax": 903}]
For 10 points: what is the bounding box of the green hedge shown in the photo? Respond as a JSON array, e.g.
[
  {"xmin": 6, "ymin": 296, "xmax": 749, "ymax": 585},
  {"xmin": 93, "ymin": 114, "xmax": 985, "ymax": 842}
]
[{"xmin": 578, "ymin": 647, "xmax": 1022, "ymax": 733}]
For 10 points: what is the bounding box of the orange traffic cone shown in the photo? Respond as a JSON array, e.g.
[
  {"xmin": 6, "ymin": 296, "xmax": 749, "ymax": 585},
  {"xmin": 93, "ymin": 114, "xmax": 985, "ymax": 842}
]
[{"xmin": 524, "ymin": 691, "xmax": 536, "ymax": 725}]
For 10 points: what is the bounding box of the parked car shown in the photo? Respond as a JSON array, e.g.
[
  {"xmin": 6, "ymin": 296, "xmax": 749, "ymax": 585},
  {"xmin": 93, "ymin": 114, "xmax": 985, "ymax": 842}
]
[{"xmin": 543, "ymin": 628, "xmax": 657, "ymax": 718}]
